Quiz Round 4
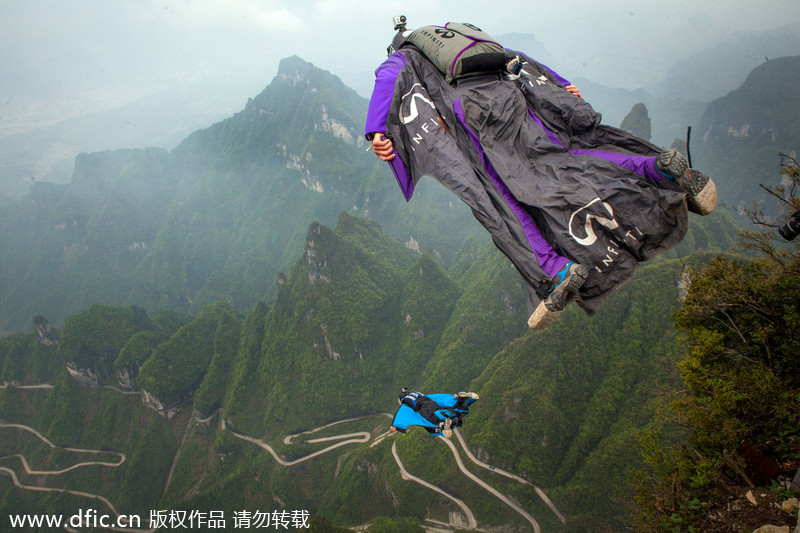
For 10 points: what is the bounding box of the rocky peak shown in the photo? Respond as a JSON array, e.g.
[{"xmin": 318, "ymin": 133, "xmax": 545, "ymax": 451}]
[{"xmin": 276, "ymin": 55, "xmax": 315, "ymax": 85}]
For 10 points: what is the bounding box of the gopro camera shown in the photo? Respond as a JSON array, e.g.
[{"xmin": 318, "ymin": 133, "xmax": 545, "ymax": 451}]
[{"xmin": 393, "ymin": 15, "xmax": 407, "ymax": 31}]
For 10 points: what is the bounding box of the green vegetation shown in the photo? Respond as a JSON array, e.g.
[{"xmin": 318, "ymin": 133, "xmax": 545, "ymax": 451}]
[
  {"xmin": 0, "ymin": 55, "xmax": 796, "ymax": 531},
  {"xmin": 0, "ymin": 204, "xmax": 743, "ymax": 531},
  {"xmin": 137, "ymin": 303, "xmax": 239, "ymax": 407},
  {"xmin": 632, "ymin": 155, "xmax": 800, "ymax": 531}
]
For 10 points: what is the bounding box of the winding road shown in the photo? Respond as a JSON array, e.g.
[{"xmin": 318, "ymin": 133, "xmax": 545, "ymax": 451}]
[
  {"xmin": 0, "ymin": 422, "xmax": 153, "ymax": 533},
  {"xmin": 453, "ymin": 430, "xmax": 567, "ymax": 525},
  {"xmin": 190, "ymin": 408, "xmax": 559, "ymax": 530},
  {"xmin": 391, "ymin": 440, "xmax": 477, "ymax": 530},
  {"xmin": 439, "ymin": 433, "xmax": 541, "ymax": 533},
  {"xmin": 1, "ymin": 385, "xmax": 566, "ymax": 532},
  {"xmin": 224, "ymin": 416, "xmax": 371, "ymax": 467},
  {"xmin": 218, "ymin": 411, "xmax": 565, "ymax": 531},
  {"xmin": 0, "ymin": 383, "xmax": 53, "ymax": 390},
  {"xmin": 0, "ymin": 422, "xmax": 125, "ymax": 475}
]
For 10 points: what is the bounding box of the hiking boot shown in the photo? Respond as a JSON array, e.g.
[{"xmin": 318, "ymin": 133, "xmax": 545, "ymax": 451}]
[
  {"xmin": 528, "ymin": 261, "xmax": 588, "ymax": 329},
  {"xmin": 441, "ymin": 418, "xmax": 453, "ymax": 439},
  {"xmin": 656, "ymin": 149, "xmax": 717, "ymax": 215},
  {"xmin": 457, "ymin": 392, "xmax": 480, "ymax": 400}
]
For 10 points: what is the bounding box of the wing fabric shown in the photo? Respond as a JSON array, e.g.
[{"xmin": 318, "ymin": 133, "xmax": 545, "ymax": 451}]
[
  {"xmin": 391, "ymin": 394, "xmax": 478, "ymax": 436},
  {"xmin": 366, "ymin": 48, "xmax": 690, "ymax": 314}
]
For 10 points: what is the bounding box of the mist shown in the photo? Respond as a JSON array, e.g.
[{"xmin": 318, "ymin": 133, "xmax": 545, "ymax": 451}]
[{"xmin": 1, "ymin": 0, "xmax": 798, "ymax": 193}]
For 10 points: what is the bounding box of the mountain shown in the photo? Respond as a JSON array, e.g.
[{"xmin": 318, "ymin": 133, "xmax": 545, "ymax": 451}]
[
  {"xmin": 619, "ymin": 103, "xmax": 652, "ymax": 141},
  {"xmin": 0, "ymin": 210, "xmax": 737, "ymax": 531},
  {"xmin": 2, "ymin": 50, "xmax": 775, "ymax": 336},
  {"xmin": 0, "ymin": 80, "xmax": 255, "ymax": 199},
  {"xmin": 585, "ymin": 54, "xmax": 800, "ymax": 212},
  {"xmin": 692, "ymin": 55, "xmax": 800, "ymax": 211},
  {"xmin": 574, "ymin": 78, "xmax": 708, "ymax": 148},
  {"xmin": 0, "ymin": 214, "xmax": 519, "ymax": 526},
  {"xmin": 648, "ymin": 22, "xmax": 800, "ymax": 102},
  {"xmin": 0, "ymin": 56, "xmax": 481, "ymax": 334},
  {"xmin": 0, "ymin": 49, "xmax": 791, "ymax": 531},
  {"xmin": 498, "ymin": 32, "xmax": 557, "ymax": 67}
]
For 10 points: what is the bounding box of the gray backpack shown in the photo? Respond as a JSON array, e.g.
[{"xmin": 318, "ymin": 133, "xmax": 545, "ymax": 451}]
[{"xmin": 403, "ymin": 23, "xmax": 511, "ymax": 83}]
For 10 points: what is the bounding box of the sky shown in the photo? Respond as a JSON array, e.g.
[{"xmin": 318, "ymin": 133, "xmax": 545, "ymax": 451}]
[{"xmin": 1, "ymin": 0, "xmax": 799, "ymax": 134}]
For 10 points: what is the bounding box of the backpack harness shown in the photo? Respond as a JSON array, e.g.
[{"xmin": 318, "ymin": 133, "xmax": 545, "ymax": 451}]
[{"xmin": 400, "ymin": 22, "xmax": 521, "ymax": 83}]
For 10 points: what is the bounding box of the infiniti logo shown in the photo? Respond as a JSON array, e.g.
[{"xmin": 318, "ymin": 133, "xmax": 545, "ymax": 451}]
[
  {"xmin": 400, "ymin": 83, "xmax": 435, "ymax": 125},
  {"xmin": 569, "ymin": 198, "xmax": 619, "ymax": 246}
]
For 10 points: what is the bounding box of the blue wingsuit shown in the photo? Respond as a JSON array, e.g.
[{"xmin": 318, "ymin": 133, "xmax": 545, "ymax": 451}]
[{"xmin": 392, "ymin": 392, "xmax": 478, "ymax": 436}]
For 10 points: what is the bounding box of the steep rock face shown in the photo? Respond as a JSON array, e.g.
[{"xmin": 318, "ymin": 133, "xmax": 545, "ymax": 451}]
[
  {"xmin": 0, "ymin": 149, "xmax": 173, "ymax": 333},
  {"xmin": 42, "ymin": 213, "xmax": 462, "ymax": 431},
  {"xmin": 136, "ymin": 303, "xmax": 240, "ymax": 410},
  {"xmin": 463, "ymin": 258, "xmax": 697, "ymax": 528},
  {"xmin": 65, "ymin": 361, "xmax": 100, "ymax": 387},
  {"xmin": 33, "ymin": 316, "xmax": 58, "ymax": 346},
  {"xmin": 698, "ymin": 56, "xmax": 800, "ymax": 148},
  {"xmin": 694, "ymin": 55, "xmax": 800, "ymax": 210},
  {"xmin": 619, "ymin": 102, "xmax": 651, "ymax": 141},
  {"xmin": 42, "ymin": 213, "xmax": 466, "ymax": 428},
  {"xmin": 0, "ymin": 214, "xmax": 746, "ymax": 531},
  {"xmin": 0, "ymin": 57, "xmax": 378, "ymax": 333},
  {"xmin": 114, "ymin": 365, "xmax": 132, "ymax": 388},
  {"xmin": 140, "ymin": 388, "xmax": 180, "ymax": 419},
  {"xmin": 58, "ymin": 304, "xmax": 142, "ymax": 386},
  {"xmin": 131, "ymin": 56, "xmax": 381, "ymax": 318}
]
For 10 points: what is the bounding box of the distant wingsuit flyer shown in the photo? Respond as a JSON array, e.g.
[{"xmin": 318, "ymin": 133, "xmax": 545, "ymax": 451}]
[
  {"xmin": 365, "ymin": 17, "xmax": 718, "ymax": 329},
  {"xmin": 391, "ymin": 389, "xmax": 479, "ymax": 439}
]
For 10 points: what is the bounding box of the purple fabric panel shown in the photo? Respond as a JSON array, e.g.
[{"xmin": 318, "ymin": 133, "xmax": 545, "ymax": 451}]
[
  {"xmin": 571, "ymin": 149, "xmax": 666, "ymax": 181},
  {"xmin": 364, "ymin": 52, "xmax": 416, "ymax": 200},
  {"xmin": 536, "ymin": 60, "xmax": 571, "ymax": 87},
  {"xmin": 454, "ymin": 99, "xmax": 568, "ymax": 278},
  {"xmin": 524, "ymin": 110, "xmax": 664, "ymax": 182},
  {"xmin": 528, "ymin": 109, "xmax": 564, "ymax": 147},
  {"xmin": 365, "ymin": 52, "xmax": 407, "ymax": 136},
  {"xmin": 389, "ymin": 156, "xmax": 415, "ymax": 201}
]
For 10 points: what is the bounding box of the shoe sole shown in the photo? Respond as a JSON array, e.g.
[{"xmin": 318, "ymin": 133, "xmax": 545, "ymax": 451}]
[
  {"xmin": 546, "ymin": 263, "xmax": 589, "ymax": 312},
  {"xmin": 457, "ymin": 392, "xmax": 480, "ymax": 400},
  {"xmin": 528, "ymin": 263, "xmax": 589, "ymax": 329},
  {"xmin": 527, "ymin": 304, "xmax": 564, "ymax": 329},
  {"xmin": 687, "ymin": 171, "xmax": 717, "ymax": 215},
  {"xmin": 657, "ymin": 149, "xmax": 688, "ymax": 182},
  {"xmin": 442, "ymin": 418, "xmax": 453, "ymax": 439},
  {"xmin": 658, "ymin": 150, "xmax": 717, "ymax": 215}
]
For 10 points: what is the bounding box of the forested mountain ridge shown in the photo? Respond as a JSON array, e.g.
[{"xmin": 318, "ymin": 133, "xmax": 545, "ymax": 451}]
[
  {"xmin": 0, "ymin": 56, "xmax": 479, "ymax": 334},
  {"xmin": 0, "ymin": 210, "xmax": 741, "ymax": 531},
  {"xmin": 0, "ymin": 52, "xmax": 795, "ymax": 531}
]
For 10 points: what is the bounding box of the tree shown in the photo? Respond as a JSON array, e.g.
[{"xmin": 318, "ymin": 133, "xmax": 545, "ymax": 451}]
[{"xmin": 632, "ymin": 154, "xmax": 800, "ymax": 531}]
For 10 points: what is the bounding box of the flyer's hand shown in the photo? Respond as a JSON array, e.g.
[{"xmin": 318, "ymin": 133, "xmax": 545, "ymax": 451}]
[
  {"xmin": 371, "ymin": 133, "xmax": 396, "ymax": 161},
  {"xmin": 565, "ymin": 84, "xmax": 583, "ymax": 99}
]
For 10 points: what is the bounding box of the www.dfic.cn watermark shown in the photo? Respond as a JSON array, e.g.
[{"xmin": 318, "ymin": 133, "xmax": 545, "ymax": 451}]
[{"xmin": 8, "ymin": 508, "xmax": 312, "ymax": 530}]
